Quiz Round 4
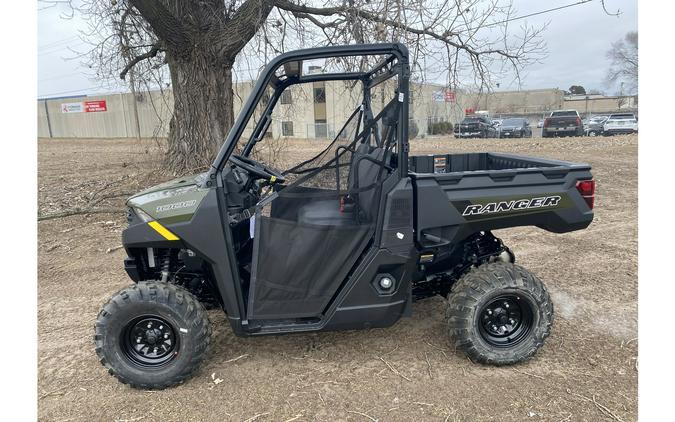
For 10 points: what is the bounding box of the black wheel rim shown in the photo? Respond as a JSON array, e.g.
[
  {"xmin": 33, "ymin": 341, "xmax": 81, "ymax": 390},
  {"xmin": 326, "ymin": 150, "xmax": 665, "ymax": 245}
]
[
  {"xmin": 477, "ymin": 294, "xmax": 534, "ymax": 348},
  {"xmin": 121, "ymin": 316, "xmax": 179, "ymax": 367}
]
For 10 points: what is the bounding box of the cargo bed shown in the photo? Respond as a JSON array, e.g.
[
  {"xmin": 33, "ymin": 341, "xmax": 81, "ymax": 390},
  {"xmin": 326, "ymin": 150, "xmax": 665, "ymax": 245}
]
[{"xmin": 408, "ymin": 152, "xmax": 594, "ymax": 248}]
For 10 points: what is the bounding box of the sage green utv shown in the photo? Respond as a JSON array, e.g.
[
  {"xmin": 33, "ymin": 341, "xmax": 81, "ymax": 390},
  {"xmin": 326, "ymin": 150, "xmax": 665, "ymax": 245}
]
[{"xmin": 94, "ymin": 43, "xmax": 594, "ymax": 390}]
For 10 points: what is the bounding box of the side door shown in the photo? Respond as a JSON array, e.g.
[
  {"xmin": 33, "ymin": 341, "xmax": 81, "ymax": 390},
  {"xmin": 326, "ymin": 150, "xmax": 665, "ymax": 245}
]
[{"xmin": 246, "ymin": 115, "xmax": 399, "ymax": 321}]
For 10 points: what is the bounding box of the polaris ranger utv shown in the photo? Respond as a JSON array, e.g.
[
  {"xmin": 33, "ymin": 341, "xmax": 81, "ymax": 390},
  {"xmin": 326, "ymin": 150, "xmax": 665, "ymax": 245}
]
[{"xmin": 95, "ymin": 43, "xmax": 595, "ymax": 389}]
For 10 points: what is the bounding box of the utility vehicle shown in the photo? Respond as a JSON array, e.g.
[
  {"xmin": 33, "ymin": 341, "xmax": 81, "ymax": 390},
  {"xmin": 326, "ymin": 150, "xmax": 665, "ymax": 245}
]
[{"xmin": 94, "ymin": 44, "xmax": 595, "ymax": 389}]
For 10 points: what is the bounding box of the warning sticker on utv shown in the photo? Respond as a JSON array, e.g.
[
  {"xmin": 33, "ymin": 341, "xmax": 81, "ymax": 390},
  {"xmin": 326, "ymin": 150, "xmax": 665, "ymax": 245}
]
[{"xmin": 462, "ymin": 196, "xmax": 562, "ymax": 217}]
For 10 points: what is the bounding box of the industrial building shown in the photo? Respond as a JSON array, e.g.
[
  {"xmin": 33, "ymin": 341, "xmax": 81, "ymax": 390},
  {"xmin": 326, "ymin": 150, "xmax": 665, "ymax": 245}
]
[{"xmin": 38, "ymin": 80, "xmax": 637, "ymax": 139}]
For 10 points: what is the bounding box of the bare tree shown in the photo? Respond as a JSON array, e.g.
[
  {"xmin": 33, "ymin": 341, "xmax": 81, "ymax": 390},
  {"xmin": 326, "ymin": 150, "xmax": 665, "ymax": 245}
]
[
  {"xmin": 606, "ymin": 31, "xmax": 638, "ymax": 94},
  {"xmin": 77, "ymin": 0, "xmax": 547, "ymax": 174}
]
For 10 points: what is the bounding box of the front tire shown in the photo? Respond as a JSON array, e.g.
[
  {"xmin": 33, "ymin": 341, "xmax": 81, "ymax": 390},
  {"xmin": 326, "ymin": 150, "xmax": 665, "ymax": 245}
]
[
  {"xmin": 94, "ymin": 281, "xmax": 212, "ymax": 389},
  {"xmin": 446, "ymin": 262, "xmax": 553, "ymax": 365}
]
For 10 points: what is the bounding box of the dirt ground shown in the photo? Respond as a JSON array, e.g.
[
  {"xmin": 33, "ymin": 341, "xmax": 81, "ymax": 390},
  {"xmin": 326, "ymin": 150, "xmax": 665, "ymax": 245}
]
[{"xmin": 38, "ymin": 134, "xmax": 638, "ymax": 421}]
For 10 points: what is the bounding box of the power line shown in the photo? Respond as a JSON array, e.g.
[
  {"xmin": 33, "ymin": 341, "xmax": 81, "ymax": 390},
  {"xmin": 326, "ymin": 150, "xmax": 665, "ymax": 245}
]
[
  {"xmin": 37, "ymin": 87, "xmax": 93, "ymax": 99},
  {"xmin": 38, "ymin": 35, "xmax": 79, "ymax": 50},
  {"xmin": 38, "ymin": 40, "xmax": 88, "ymax": 56},
  {"xmin": 484, "ymin": 0, "xmax": 595, "ymax": 27},
  {"xmin": 39, "ymin": 72, "xmax": 83, "ymax": 82}
]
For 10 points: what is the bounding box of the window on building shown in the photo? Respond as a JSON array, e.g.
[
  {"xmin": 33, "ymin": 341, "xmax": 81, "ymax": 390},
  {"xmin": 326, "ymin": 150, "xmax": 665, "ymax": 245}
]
[
  {"xmin": 280, "ymin": 90, "xmax": 292, "ymax": 105},
  {"xmin": 315, "ymin": 119, "xmax": 327, "ymax": 138},
  {"xmin": 313, "ymin": 87, "xmax": 326, "ymax": 103},
  {"xmin": 282, "ymin": 121, "xmax": 294, "ymax": 136}
]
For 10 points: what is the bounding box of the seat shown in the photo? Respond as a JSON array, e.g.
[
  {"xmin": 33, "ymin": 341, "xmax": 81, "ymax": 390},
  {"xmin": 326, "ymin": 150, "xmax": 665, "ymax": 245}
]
[
  {"xmin": 295, "ymin": 100, "xmax": 398, "ymax": 226},
  {"xmin": 297, "ymin": 199, "xmax": 358, "ymax": 226},
  {"xmin": 297, "ymin": 146, "xmax": 389, "ymax": 226}
]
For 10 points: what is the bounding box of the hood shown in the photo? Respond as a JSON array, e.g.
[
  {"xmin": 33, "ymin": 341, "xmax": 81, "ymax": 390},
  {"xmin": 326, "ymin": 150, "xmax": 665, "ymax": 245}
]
[
  {"xmin": 126, "ymin": 173, "xmax": 209, "ymax": 223},
  {"xmin": 129, "ymin": 173, "xmax": 205, "ymax": 199}
]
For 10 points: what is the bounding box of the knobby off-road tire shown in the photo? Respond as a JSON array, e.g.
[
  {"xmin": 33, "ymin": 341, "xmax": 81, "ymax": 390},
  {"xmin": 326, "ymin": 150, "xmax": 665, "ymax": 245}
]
[
  {"xmin": 94, "ymin": 281, "xmax": 212, "ymax": 389},
  {"xmin": 446, "ymin": 262, "xmax": 553, "ymax": 365}
]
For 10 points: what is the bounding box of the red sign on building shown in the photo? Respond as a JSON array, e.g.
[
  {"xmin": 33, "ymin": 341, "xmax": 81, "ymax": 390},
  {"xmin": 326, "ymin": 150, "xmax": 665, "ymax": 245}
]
[
  {"xmin": 444, "ymin": 90, "xmax": 456, "ymax": 103},
  {"xmin": 84, "ymin": 100, "xmax": 107, "ymax": 112}
]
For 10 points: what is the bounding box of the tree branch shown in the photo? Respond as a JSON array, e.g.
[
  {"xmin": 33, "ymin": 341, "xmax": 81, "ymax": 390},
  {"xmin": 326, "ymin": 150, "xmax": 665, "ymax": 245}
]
[
  {"xmin": 120, "ymin": 45, "xmax": 161, "ymax": 80},
  {"xmin": 38, "ymin": 207, "xmax": 124, "ymax": 221},
  {"xmin": 215, "ymin": 0, "xmax": 276, "ymax": 59},
  {"xmin": 129, "ymin": 0, "xmax": 190, "ymax": 53},
  {"xmin": 274, "ymin": 0, "xmax": 518, "ymax": 60}
]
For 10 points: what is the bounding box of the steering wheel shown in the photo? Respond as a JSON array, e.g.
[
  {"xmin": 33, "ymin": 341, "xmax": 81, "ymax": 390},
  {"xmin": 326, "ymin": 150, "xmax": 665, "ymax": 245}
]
[{"xmin": 228, "ymin": 154, "xmax": 285, "ymax": 184}]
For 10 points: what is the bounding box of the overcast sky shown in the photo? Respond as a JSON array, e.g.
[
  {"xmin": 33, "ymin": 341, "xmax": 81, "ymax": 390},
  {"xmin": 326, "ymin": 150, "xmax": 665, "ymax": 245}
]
[{"xmin": 37, "ymin": 0, "xmax": 637, "ymax": 98}]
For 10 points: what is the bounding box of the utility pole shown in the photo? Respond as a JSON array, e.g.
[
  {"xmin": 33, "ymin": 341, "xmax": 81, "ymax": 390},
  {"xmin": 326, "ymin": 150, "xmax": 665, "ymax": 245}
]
[
  {"xmin": 129, "ymin": 70, "xmax": 142, "ymax": 141},
  {"xmin": 43, "ymin": 99, "xmax": 53, "ymax": 138}
]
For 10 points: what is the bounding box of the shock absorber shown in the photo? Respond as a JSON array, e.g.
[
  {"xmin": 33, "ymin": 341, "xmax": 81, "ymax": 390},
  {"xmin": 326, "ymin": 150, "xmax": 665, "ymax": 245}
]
[{"xmin": 160, "ymin": 253, "xmax": 171, "ymax": 283}]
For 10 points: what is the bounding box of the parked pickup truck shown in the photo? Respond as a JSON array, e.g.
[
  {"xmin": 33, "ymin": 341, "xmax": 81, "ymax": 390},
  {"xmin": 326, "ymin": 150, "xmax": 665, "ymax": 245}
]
[
  {"xmin": 454, "ymin": 115, "xmax": 497, "ymax": 138},
  {"xmin": 543, "ymin": 110, "xmax": 584, "ymax": 137}
]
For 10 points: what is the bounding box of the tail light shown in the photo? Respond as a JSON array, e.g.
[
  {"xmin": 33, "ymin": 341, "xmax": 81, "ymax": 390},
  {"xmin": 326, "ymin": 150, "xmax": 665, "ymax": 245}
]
[
  {"xmin": 576, "ymin": 116, "xmax": 581, "ymax": 126},
  {"xmin": 576, "ymin": 179, "xmax": 595, "ymax": 209},
  {"xmin": 543, "ymin": 118, "xmax": 550, "ymax": 128}
]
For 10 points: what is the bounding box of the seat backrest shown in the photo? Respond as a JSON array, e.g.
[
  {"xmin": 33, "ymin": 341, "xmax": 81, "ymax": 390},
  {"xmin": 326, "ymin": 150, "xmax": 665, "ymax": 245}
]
[
  {"xmin": 354, "ymin": 147, "xmax": 390, "ymax": 221},
  {"xmin": 346, "ymin": 142, "xmax": 372, "ymax": 190}
]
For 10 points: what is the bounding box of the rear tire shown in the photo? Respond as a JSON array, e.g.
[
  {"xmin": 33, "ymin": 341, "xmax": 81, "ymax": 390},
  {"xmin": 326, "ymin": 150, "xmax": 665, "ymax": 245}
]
[
  {"xmin": 94, "ymin": 281, "xmax": 212, "ymax": 389},
  {"xmin": 446, "ymin": 262, "xmax": 553, "ymax": 365}
]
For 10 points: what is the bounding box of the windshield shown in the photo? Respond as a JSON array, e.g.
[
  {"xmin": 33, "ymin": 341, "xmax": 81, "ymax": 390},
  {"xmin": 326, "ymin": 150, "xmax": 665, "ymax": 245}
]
[
  {"xmin": 551, "ymin": 111, "xmax": 578, "ymax": 117},
  {"xmin": 608, "ymin": 114, "xmax": 636, "ymax": 120},
  {"xmin": 502, "ymin": 118, "xmax": 523, "ymax": 126},
  {"xmin": 462, "ymin": 117, "xmax": 480, "ymax": 123}
]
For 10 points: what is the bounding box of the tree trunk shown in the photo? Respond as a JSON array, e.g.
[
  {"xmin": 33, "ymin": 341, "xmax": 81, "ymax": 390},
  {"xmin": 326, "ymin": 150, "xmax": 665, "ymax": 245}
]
[{"xmin": 165, "ymin": 52, "xmax": 235, "ymax": 175}]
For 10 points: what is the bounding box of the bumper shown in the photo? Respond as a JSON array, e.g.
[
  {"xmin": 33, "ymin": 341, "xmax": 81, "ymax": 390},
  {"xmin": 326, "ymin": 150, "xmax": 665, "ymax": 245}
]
[
  {"xmin": 604, "ymin": 128, "xmax": 637, "ymax": 135},
  {"xmin": 498, "ymin": 131, "xmax": 522, "ymax": 138},
  {"xmin": 544, "ymin": 127, "xmax": 579, "ymax": 134},
  {"xmin": 454, "ymin": 131, "xmax": 483, "ymax": 138}
]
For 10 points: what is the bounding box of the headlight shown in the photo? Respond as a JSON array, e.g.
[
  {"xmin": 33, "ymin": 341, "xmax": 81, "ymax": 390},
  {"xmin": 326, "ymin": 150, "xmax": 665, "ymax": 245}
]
[{"xmin": 134, "ymin": 207, "xmax": 154, "ymax": 222}]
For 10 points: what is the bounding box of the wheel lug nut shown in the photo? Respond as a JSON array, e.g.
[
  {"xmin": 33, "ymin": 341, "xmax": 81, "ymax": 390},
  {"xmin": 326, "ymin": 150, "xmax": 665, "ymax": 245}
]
[
  {"xmin": 487, "ymin": 309, "xmax": 492, "ymax": 315},
  {"xmin": 136, "ymin": 338, "xmax": 141, "ymax": 343},
  {"xmin": 147, "ymin": 323, "xmax": 152, "ymax": 328},
  {"xmin": 504, "ymin": 302, "xmax": 510, "ymax": 309},
  {"xmin": 509, "ymin": 319, "xmax": 515, "ymax": 325},
  {"xmin": 164, "ymin": 333, "xmax": 169, "ymax": 339},
  {"xmin": 159, "ymin": 325, "xmax": 163, "ymax": 330},
  {"xmin": 492, "ymin": 325, "xmax": 498, "ymax": 331}
]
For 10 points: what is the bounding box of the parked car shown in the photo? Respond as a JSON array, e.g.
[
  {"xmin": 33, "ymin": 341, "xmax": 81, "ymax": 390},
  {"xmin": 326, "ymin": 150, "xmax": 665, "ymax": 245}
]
[
  {"xmin": 498, "ymin": 118, "xmax": 533, "ymax": 138},
  {"xmin": 584, "ymin": 115, "xmax": 609, "ymax": 137},
  {"xmin": 542, "ymin": 110, "xmax": 583, "ymax": 137},
  {"xmin": 454, "ymin": 115, "xmax": 497, "ymax": 138},
  {"xmin": 603, "ymin": 113, "xmax": 638, "ymax": 135}
]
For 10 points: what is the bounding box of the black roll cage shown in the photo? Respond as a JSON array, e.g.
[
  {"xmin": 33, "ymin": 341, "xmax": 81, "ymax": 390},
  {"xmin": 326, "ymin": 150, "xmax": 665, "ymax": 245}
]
[{"xmin": 202, "ymin": 43, "xmax": 411, "ymax": 186}]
